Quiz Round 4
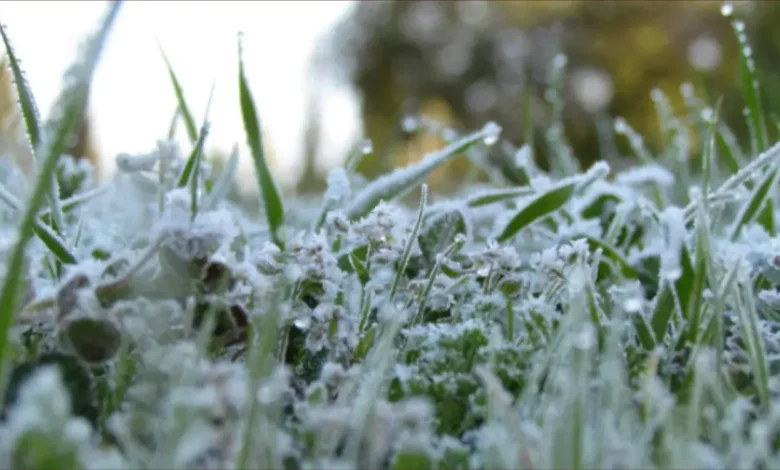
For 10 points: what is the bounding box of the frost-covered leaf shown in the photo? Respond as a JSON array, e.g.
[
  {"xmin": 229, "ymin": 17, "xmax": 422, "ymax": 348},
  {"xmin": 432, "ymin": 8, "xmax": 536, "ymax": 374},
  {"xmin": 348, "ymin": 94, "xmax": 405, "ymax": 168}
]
[
  {"xmin": 418, "ymin": 208, "xmax": 468, "ymax": 268},
  {"xmin": 345, "ymin": 122, "xmax": 498, "ymax": 220},
  {"xmin": 497, "ymin": 179, "xmax": 578, "ymax": 242}
]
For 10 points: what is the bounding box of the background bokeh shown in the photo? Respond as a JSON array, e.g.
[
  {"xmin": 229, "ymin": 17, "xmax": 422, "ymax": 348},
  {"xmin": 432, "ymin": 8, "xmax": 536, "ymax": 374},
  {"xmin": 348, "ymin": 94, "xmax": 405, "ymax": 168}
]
[{"xmin": 0, "ymin": 1, "xmax": 778, "ymax": 197}]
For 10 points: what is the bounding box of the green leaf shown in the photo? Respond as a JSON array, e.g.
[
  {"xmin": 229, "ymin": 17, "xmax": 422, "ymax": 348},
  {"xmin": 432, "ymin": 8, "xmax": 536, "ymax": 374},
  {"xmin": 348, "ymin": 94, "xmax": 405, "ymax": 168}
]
[
  {"xmin": 391, "ymin": 449, "xmax": 434, "ymax": 470},
  {"xmin": 345, "ymin": 123, "xmax": 496, "ymax": 220},
  {"xmin": 0, "ymin": 0, "xmax": 122, "ymax": 388},
  {"xmin": 239, "ymin": 35, "xmax": 286, "ymax": 250},
  {"xmin": 418, "ymin": 208, "xmax": 468, "ymax": 267},
  {"xmin": 159, "ymin": 44, "xmax": 197, "ymax": 144},
  {"xmin": 497, "ymin": 180, "xmax": 578, "ymax": 242}
]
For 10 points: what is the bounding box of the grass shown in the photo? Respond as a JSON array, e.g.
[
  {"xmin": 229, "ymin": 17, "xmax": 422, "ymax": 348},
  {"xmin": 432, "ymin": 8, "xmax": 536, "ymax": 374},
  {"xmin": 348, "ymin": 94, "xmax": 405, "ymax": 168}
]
[{"xmin": 3, "ymin": 3, "xmax": 780, "ymax": 469}]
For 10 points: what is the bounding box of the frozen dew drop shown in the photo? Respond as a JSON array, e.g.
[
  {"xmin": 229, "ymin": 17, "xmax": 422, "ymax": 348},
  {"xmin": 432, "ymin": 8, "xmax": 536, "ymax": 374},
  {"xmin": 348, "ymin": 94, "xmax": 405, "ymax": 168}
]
[
  {"xmin": 623, "ymin": 298, "xmax": 643, "ymax": 314},
  {"xmin": 680, "ymin": 82, "xmax": 695, "ymax": 99},
  {"xmin": 481, "ymin": 121, "xmax": 502, "ymax": 146},
  {"xmin": 361, "ymin": 139, "xmax": 374, "ymax": 155},
  {"xmin": 650, "ymin": 88, "xmax": 664, "ymax": 103},
  {"xmin": 553, "ymin": 52, "xmax": 568, "ymax": 70},
  {"xmin": 721, "ymin": 2, "xmax": 734, "ymax": 17},
  {"xmin": 701, "ymin": 107, "xmax": 716, "ymax": 123},
  {"xmin": 613, "ymin": 117, "xmax": 629, "ymax": 135},
  {"xmin": 402, "ymin": 116, "xmax": 419, "ymax": 133},
  {"xmin": 293, "ymin": 316, "xmax": 312, "ymax": 331}
]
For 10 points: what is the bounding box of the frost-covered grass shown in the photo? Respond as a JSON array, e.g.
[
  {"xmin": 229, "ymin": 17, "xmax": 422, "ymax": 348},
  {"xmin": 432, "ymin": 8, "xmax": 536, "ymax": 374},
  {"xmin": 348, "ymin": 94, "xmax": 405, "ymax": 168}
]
[{"xmin": 4, "ymin": 3, "xmax": 780, "ymax": 469}]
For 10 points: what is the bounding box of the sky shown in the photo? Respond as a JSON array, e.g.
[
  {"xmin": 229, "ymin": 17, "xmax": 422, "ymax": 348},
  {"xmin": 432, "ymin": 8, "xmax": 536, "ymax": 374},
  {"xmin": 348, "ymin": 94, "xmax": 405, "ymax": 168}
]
[{"xmin": 0, "ymin": 1, "xmax": 361, "ymax": 190}]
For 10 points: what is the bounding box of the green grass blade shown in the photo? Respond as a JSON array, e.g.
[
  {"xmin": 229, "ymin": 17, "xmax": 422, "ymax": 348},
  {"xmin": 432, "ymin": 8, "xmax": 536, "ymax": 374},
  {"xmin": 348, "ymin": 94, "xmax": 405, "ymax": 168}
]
[
  {"xmin": 650, "ymin": 244, "xmax": 694, "ymax": 344},
  {"xmin": 0, "ymin": 23, "xmax": 41, "ymax": 153},
  {"xmin": 158, "ymin": 43, "xmax": 197, "ymax": 144},
  {"xmin": 0, "ymin": 21, "xmax": 67, "ymax": 246},
  {"xmin": 580, "ymin": 235, "xmax": 637, "ymax": 279},
  {"xmin": 728, "ymin": 160, "xmax": 780, "ymax": 241},
  {"xmin": 0, "ymin": 0, "xmax": 122, "ymax": 389},
  {"xmin": 716, "ymin": 123, "xmax": 744, "ymax": 176},
  {"xmin": 346, "ymin": 122, "xmax": 498, "ymax": 220},
  {"xmin": 496, "ymin": 180, "xmax": 577, "ymax": 242},
  {"xmin": 166, "ymin": 107, "xmax": 180, "ymax": 140},
  {"xmin": 735, "ymin": 278, "xmax": 771, "ymax": 408},
  {"xmin": 466, "ymin": 187, "xmax": 533, "ymax": 208},
  {"xmin": 176, "ymin": 83, "xmax": 215, "ymax": 189},
  {"xmin": 389, "ymin": 184, "xmax": 427, "ymax": 303},
  {"xmin": 202, "ymin": 144, "xmax": 239, "ymax": 212},
  {"xmin": 685, "ymin": 199, "xmax": 712, "ymax": 344},
  {"xmin": 733, "ymin": 19, "xmax": 768, "ymax": 154},
  {"xmin": 238, "ymin": 35, "xmax": 286, "ymax": 250},
  {"xmin": 0, "ymin": 183, "xmax": 77, "ymax": 264},
  {"xmin": 701, "ymin": 99, "xmax": 721, "ymax": 198}
]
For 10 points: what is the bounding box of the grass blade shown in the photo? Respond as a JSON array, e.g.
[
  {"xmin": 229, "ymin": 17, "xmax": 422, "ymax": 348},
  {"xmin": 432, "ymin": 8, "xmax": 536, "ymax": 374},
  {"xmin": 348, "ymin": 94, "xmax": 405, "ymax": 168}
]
[
  {"xmin": 0, "ymin": 24, "xmax": 41, "ymax": 154},
  {"xmin": 389, "ymin": 184, "xmax": 427, "ymax": 303},
  {"xmin": 0, "ymin": 22, "xmax": 67, "ymax": 246},
  {"xmin": 346, "ymin": 122, "xmax": 498, "ymax": 220},
  {"xmin": 0, "ymin": 0, "xmax": 122, "ymax": 388},
  {"xmin": 202, "ymin": 144, "xmax": 239, "ymax": 211},
  {"xmin": 466, "ymin": 187, "xmax": 533, "ymax": 208},
  {"xmin": 166, "ymin": 107, "xmax": 180, "ymax": 140},
  {"xmin": 728, "ymin": 159, "xmax": 780, "ymax": 241},
  {"xmin": 716, "ymin": 123, "xmax": 744, "ymax": 176},
  {"xmin": 158, "ymin": 43, "xmax": 197, "ymax": 144},
  {"xmin": 176, "ymin": 82, "xmax": 215, "ymax": 189},
  {"xmin": 238, "ymin": 35, "xmax": 286, "ymax": 250},
  {"xmin": 0, "ymin": 184, "xmax": 77, "ymax": 264},
  {"xmin": 496, "ymin": 180, "xmax": 578, "ymax": 242},
  {"xmin": 733, "ymin": 18, "xmax": 768, "ymax": 154}
]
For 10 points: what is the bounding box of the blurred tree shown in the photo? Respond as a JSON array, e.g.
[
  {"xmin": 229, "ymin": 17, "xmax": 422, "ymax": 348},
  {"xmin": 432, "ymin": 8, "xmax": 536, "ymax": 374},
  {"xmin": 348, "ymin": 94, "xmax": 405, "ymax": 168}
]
[{"xmin": 320, "ymin": 0, "xmax": 768, "ymax": 191}]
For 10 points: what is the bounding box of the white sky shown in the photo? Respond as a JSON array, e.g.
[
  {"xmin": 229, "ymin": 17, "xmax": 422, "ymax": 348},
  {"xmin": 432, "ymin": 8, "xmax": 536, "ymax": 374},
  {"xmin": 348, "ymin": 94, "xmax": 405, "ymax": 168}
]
[{"xmin": 0, "ymin": 0, "xmax": 362, "ymax": 190}]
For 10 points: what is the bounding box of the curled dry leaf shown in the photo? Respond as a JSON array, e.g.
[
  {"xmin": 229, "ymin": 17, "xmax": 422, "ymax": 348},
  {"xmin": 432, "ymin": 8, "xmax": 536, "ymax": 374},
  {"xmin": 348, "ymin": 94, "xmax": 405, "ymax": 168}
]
[{"xmin": 59, "ymin": 316, "xmax": 122, "ymax": 364}]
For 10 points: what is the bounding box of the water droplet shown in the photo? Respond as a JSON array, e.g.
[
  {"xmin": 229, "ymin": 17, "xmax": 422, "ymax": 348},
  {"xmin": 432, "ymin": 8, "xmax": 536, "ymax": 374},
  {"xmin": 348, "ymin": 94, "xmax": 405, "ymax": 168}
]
[
  {"xmin": 701, "ymin": 107, "xmax": 716, "ymax": 123},
  {"xmin": 613, "ymin": 117, "xmax": 628, "ymax": 134},
  {"xmin": 720, "ymin": 2, "xmax": 734, "ymax": 17},
  {"xmin": 623, "ymin": 298, "xmax": 642, "ymax": 314},
  {"xmin": 361, "ymin": 139, "xmax": 373, "ymax": 154},
  {"xmin": 553, "ymin": 53, "xmax": 568, "ymax": 70},
  {"xmin": 733, "ymin": 20, "xmax": 745, "ymax": 33},
  {"xmin": 402, "ymin": 116, "xmax": 418, "ymax": 133},
  {"xmin": 481, "ymin": 121, "xmax": 502, "ymax": 146},
  {"xmin": 442, "ymin": 127, "xmax": 458, "ymax": 142},
  {"xmin": 293, "ymin": 316, "xmax": 312, "ymax": 330},
  {"xmin": 680, "ymin": 82, "xmax": 694, "ymax": 99}
]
